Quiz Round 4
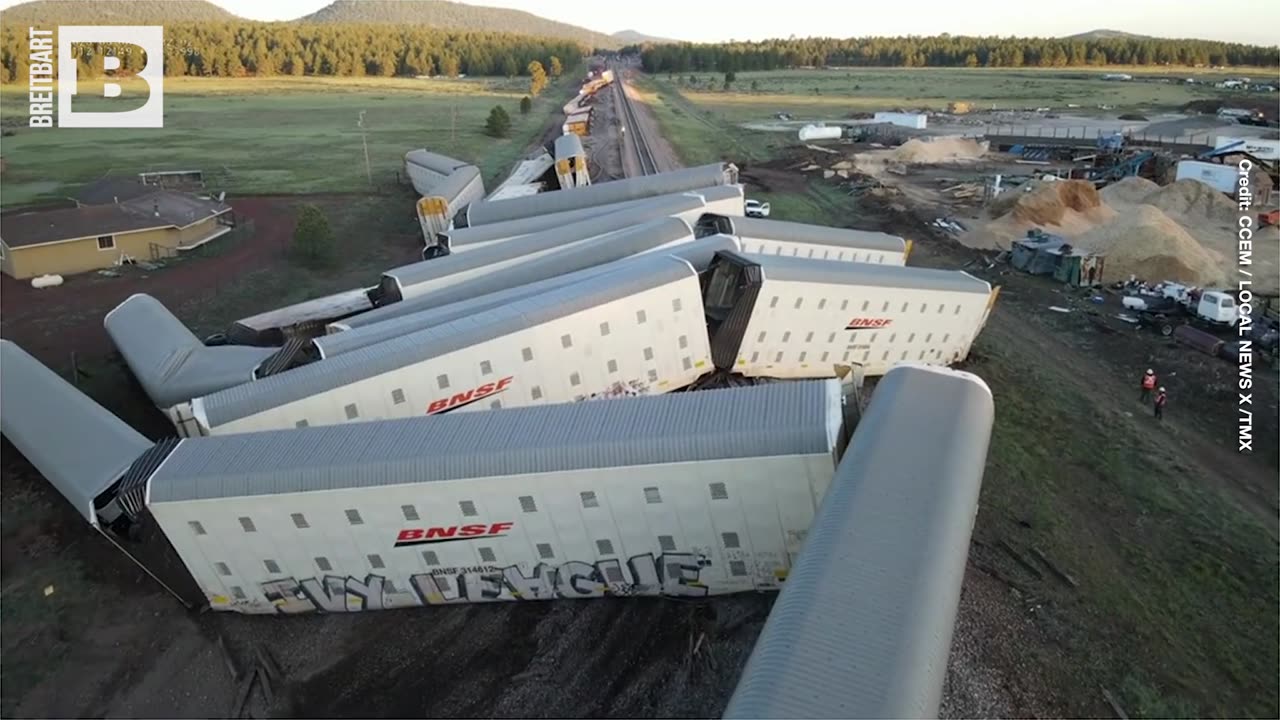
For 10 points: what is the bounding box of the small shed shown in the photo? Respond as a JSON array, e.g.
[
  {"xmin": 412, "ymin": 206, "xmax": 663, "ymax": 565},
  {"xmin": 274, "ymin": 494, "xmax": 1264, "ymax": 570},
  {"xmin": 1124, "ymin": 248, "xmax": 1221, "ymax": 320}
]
[{"xmin": 1050, "ymin": 247, "xmax": 1106, "ymax": 287}]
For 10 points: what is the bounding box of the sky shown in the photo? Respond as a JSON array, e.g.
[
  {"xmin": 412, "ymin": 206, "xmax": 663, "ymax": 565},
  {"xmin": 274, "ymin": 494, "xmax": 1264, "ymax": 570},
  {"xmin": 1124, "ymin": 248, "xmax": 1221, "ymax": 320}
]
[{"xmin": 3, "ymin": 0, "xmax": 1279, "ymax": 46}]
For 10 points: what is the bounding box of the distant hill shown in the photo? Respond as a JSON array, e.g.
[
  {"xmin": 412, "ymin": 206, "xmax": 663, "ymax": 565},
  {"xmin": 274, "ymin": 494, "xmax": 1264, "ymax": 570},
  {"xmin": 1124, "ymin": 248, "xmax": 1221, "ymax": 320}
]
[
  {"xmin": 1066, "ymin": 29, "xmax": 1151, "ymax": 40},
  {"xmin": 611, "ymin": 30, "xmax": 678, "ymax": 45},
  {"xmin": 0, "ymin": 0, "xmax": 238, "ymax": 23},
  {"xmin": 301, "ymin": 0, "xmax": 619, "ymax": 48}
]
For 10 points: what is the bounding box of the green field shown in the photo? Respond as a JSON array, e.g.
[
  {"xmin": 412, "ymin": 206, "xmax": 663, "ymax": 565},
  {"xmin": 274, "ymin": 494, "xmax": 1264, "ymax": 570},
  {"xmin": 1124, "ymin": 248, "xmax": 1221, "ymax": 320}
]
[
  {"xmin": 649, "ymin": 67, "xmax": 1269, "ymax": 124},
  {"xmin": 0, "ymin": 75, "xmax": 570, "ymax": 206}
]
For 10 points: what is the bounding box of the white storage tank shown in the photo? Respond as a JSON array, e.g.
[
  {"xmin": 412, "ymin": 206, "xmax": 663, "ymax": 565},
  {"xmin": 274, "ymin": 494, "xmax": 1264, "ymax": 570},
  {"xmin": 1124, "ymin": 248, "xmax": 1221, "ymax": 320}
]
[
  {"xmin": 798, "ymin": 125, "xmax": 842, "ymax": 142},
  {"xmin": 31, "ymin": 274, "xmax": 64, "ymax": 289}
]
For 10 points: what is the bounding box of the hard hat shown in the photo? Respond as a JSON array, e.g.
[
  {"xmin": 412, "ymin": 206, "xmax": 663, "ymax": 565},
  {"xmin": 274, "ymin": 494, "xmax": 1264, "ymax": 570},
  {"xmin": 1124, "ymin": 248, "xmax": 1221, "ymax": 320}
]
[
  {"xmin": 1145, "ymin": 368, "xmax": 1154, "ymax": 374},
  {"xmin": 1159, "ymin": 387, "xmax": 1166, "ymax": 392}
]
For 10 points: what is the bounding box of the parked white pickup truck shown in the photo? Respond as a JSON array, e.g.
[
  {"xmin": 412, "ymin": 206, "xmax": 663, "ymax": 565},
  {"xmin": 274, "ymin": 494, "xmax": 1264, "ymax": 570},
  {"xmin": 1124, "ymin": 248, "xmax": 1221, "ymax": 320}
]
[{"xmin": 745, "ymin": 199, "xmax": 771, "ymax": 218}]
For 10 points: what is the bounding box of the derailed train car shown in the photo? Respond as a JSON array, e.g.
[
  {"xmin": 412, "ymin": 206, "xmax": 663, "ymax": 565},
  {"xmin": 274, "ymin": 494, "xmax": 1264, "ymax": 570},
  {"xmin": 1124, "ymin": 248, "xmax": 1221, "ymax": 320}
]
[
  {"xmin": 319, "ymin": 236, "xmax": 742, "ymax": 358},
  {"xmin": 175, "ymin": 254, "xmax": 715, "ymax": 437},
  {"xmin": 375, "ymin": 214, "xmax": 695, "ymax": 305},
  {"xmin": 0, "ymin": 339, "xmax": 847, "ymax": 614},
  {"xmin": 462, "ymin": 163, "xmax": 737, "ymax": 227},
  {"xmin": 703, "ymin": 251, "xmax": 999, "ymax": 378},
  {"xmin": 697, "ymin": 214, "xmax": 911, "ymax": 266},
  {"xmin": 435, "ymin": 184, "xmax": 744, "ymax": 256},
  {"xmin": 2, "ymin": 340, "xmax": 995, "ymax": 630}
]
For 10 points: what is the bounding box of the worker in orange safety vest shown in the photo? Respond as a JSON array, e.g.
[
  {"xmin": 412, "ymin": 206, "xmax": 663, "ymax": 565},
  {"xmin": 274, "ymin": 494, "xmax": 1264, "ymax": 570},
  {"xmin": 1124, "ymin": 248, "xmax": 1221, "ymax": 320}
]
[
  {"xmin": 1139, "ymin": 368, "xmax": 1157, "ymax": 403},
  {"xmin": 1154, "ymin": 387, "xmax": 1168, "ymax": 421}
]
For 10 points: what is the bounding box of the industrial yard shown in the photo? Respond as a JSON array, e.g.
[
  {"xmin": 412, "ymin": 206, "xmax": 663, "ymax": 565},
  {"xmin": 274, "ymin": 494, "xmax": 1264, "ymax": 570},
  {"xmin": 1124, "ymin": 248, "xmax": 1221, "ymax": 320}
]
[{"xmin": 1, "ymin": 10, "xmax": 1279, "ymax": 719}]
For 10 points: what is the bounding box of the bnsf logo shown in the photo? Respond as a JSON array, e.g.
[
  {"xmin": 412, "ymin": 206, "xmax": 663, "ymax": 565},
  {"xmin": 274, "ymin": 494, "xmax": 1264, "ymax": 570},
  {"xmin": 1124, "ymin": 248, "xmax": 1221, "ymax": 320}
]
[
  {"xmin": 845, "ymin": 318, "xmax": 893, "ymax": 329},
  {"xmin": 395, "ymin": 522, "xmax": 514, "ymax": 547},
  {"xmin": 427, "ymin": 376, "xmax": 514, "ymax": 415}
]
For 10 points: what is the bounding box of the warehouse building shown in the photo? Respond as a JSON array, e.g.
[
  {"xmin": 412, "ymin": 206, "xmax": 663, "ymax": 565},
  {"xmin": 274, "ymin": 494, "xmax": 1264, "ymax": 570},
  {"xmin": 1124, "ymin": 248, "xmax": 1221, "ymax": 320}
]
[{"xmin": 0, "ymin": 188, "xmax": 232, "ymax": 279}]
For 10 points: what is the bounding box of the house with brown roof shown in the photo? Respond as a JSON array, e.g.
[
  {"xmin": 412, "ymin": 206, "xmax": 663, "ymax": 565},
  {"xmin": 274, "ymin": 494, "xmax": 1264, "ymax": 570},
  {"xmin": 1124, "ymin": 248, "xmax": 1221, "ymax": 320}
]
[{"xmin": 0, "ymin": 182, "xmax": 233, "ymax": 280}]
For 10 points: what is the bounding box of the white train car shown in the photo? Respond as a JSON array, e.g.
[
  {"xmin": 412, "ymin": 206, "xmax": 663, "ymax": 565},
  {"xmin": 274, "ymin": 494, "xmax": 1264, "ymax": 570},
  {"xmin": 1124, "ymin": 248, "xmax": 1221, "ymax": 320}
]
[
  {"xmin": 175, "ymin": 254, "xmax": 714, "ymax": 437},
  {"xmin": 437, "ymin": 184, "xmax": 744, "ymax": 256},
  {"xmin": 376, "ymin": 216, "xmax": 694, "ymax": 305},
  {"xmin": 726, "ymin": 365, "xmax": 995, "ymax": 719},
  {"xmin": 403, "ymin": 150, "xmax": 469, "ymax": 197},
  {"xmin": 319, "ymin": 236, "xmax": 741, "ymax": 358},
  {"xmin": 703, "ymin": 251, "xmax": 998, "ymax": 379},
  {"xmin": 696, "ymin": 214, "xmax": 911, "ymax": 266},
  {"xmin": 462, "ymin": 163, "xmax": 737, "ymax": 227},
  {"xmin": 553, "ymin": 133, "xmax": 590, "ymax": 189},
  {"xmin": 153, "ymin": 381, "xmax": 846, "ymax": 614},
  {"xmin": 0, "ymin": 342, "xmax": 846, "ymax": 615},
  {"xmin": 415, "ymin": 164, "xmax": 485, "ymax": 243}
]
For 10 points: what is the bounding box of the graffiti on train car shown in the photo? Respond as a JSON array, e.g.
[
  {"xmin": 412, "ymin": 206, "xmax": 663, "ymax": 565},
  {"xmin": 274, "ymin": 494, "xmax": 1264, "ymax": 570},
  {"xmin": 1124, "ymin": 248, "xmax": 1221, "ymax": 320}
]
[{"xmin": 255, "ymin": 552, "xmax": 712, "ymax": 614}]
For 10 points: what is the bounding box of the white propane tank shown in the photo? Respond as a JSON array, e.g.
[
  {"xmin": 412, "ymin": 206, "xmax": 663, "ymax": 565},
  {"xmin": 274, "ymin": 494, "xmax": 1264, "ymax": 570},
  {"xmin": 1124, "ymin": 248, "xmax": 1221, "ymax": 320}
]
[
  {"xmin": 798, "ymin": 124, "xmax": 842, "ymax": 142},
  {"xmin": 31, "ymin": 274, "xmax": 64, "ymax": 289}
]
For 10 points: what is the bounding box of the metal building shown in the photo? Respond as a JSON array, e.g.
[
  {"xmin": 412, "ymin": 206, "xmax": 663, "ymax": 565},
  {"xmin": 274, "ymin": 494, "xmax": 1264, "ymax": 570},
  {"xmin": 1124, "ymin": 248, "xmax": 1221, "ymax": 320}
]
[
  {"xmin": 697, "ymin": 214, "xmax": 911, "ymax": 266},
  {"xmin": 105, "ymin": 294, "xmax": 277, "ymax": 409},
  {"xmin": 724, "ymin": 365, "xmax": 994, "ymax": 719},
  {"xmin": 462, "ymin": 163, "xmax": 738, "ymax": 227}
]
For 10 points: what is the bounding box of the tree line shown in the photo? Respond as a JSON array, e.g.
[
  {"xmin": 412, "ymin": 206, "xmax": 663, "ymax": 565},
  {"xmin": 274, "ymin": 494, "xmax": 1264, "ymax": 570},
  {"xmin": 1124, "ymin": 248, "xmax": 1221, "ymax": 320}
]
[
  {"xmin": 0, "ymin": 23, "xmax": 585, "ymax": 82},
  {"xmin": 635, "ymin": 36, "xmax": 1280, "ymax": 72}
]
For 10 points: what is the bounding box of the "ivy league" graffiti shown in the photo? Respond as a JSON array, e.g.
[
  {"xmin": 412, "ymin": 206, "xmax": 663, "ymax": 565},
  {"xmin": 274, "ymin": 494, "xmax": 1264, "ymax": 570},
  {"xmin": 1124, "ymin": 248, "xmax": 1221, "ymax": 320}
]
[{"xmin": 256, "ymin": 552, "xmax": 712, "ymax": 614}]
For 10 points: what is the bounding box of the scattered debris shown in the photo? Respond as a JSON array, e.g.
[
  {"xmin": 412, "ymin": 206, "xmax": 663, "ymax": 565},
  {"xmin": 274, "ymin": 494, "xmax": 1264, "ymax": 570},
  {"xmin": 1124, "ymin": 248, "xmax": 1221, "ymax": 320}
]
[
  {"xmin": 804, "ymin": 143, "xmax": 840, "ymax": 155},
  {"xmin": 1049, "ymin": 306, "xmax": 1071, "ymax": 313},
  {"xmin": 43, "ymin": 585, "xmax": 55, "ymax": 597}
]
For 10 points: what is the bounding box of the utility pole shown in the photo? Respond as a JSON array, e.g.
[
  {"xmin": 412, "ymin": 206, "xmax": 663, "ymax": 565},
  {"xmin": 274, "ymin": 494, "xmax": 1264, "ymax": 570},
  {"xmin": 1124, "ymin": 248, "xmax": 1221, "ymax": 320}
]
[{"xmin": 357, "ymin": 110, "xmax": 372, "ymax": 188}]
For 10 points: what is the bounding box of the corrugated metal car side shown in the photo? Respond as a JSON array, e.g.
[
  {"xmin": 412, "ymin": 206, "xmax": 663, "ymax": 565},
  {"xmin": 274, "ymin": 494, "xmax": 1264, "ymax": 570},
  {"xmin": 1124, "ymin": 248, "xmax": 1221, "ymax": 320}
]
[
  {"xmin": 734, "ymin": 278, "xmax": 994, "ymax": 378},
  {"xmin": 149, "ymin": 452, "xmax": 835, "ymax": 614},
  {"xmin": 205, "ymin": 275, "xmax": 713, "ymax": 435}
]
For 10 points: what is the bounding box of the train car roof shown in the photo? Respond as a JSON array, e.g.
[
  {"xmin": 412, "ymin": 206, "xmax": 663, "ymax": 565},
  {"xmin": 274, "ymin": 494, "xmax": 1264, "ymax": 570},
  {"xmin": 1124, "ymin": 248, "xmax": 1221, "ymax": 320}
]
[
  {"xmin": 198, "ymin": 255, "xmax": 699, "ymax": 427},
  {"xmin": 731, "ymin": 251, "xmax": 991, "ymax": 294},
  {"xmin": 710, "ymin": 214, "xmax": 905, "ymax": 252},
  {"xmin": 153, "ymin": 380, "xmax": 842, "ymax": 503}
]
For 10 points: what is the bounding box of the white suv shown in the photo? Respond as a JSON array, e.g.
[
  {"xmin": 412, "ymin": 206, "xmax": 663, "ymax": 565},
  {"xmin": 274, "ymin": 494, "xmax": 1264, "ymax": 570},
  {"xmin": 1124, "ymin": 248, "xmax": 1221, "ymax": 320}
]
[{"xmin": 745, "ymin": 199, "xmax": 771, "ymax": 218}]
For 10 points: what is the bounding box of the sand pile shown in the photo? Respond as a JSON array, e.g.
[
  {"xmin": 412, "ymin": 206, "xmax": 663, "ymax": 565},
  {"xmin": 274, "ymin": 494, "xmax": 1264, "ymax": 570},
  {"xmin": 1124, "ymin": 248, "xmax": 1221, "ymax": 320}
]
[
  {"xmin": 1140, "ymin": 178, "xmax": 1240, "ymax": 224},
  {"xmin": 1072, "ymin": 206, "xmax": 1225, "ymax": 286},
  {"xmin": 1099, "ymin": 176, "xmax": 1159, "ymax": 205},
  {"xmin": 965, "ymin": 180, "xmax": 1116, "ymax": 248},
  {"xmin": 891, "ymin": 136, "xmax": 988, "ymax": 164}
]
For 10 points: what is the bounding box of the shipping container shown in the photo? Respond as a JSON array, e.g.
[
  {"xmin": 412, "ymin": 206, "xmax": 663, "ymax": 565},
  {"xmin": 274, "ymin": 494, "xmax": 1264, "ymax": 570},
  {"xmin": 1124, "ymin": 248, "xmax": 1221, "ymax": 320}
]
[
  {"xmin": 696, "ymin": 214, "xmax": 910, "ymax": 265},
  {"xmin": 176, "ymin": 254, "xmax": 714, "ymax": 437},
  {"xmin": 873, "ymin": 112, "xmax": 928, "ymax": 129},
  {"xmin": 703, "ymin": 251, "xmax": 997, "ymax": 378},
  {"xmin": 1213, "ymin": 136, "xmax": 1280, "ymax": 161}
]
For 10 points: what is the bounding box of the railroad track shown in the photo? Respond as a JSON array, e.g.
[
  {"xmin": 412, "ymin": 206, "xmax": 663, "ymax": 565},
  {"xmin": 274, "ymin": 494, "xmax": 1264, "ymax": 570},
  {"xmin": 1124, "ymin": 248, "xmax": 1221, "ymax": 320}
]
[{"xmin": 615, "ymin": 75, "xmax": 659, "ymax": 176}]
